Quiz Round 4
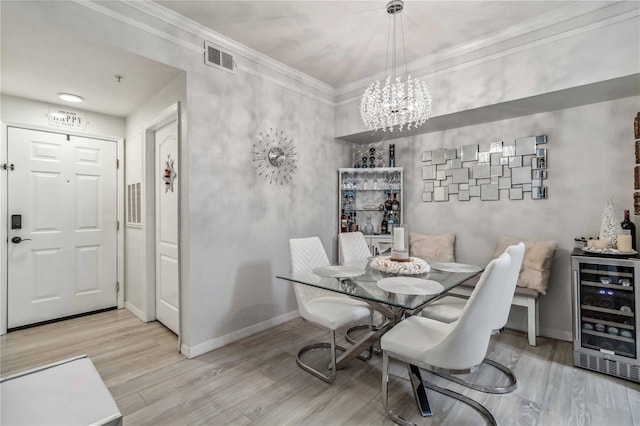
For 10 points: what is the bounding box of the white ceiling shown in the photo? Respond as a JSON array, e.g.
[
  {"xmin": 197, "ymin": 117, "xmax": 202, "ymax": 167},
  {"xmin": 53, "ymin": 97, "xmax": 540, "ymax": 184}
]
[
  {"xmin": 0, "ymin": 7, "xmax": 183, "ymax": 117},
  {"xmin": 155, "ymin": 0, "xmax": 577, "ymax": 87},
  {"xmin": 0, "ymin": 1, "xmax": 614, "ymax": 119}
]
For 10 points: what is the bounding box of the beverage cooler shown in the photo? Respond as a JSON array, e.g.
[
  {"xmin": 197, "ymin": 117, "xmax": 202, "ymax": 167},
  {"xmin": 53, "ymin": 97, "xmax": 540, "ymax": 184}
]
[{"xmin": 572, "ymin": 250, "xmax": 640, "ymax": 382}]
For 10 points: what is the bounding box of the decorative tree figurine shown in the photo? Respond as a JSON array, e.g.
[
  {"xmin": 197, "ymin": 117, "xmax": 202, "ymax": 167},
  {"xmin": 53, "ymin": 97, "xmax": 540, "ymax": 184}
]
[{"xmin": 600, "ymin": 199, "xmax": 623, "ymax": 247}]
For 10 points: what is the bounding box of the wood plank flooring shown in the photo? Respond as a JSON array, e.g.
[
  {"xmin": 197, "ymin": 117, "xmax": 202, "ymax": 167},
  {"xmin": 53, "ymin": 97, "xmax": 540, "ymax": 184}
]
[{"xmin": 2, "ymin": 309, "xmax": 639, "ymax": 425}]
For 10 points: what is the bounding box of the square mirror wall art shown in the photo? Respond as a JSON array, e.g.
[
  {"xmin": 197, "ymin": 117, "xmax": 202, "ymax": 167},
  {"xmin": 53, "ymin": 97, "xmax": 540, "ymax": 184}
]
[{"xmin": 420, "ymin": 135, "xmax": 548, "ymax": 202}]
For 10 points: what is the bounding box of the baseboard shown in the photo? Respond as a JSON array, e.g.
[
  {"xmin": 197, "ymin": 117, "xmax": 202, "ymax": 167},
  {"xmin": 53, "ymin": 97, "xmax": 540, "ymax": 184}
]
[
  {"xmin": 505, "ymin": 318, "xmax": 572, "ymax": 342},
  {"xmin": 539, "ymin": 326, "xmax": 572, "ymax": 342},
  {"xmin": 181, "ymin": 310, "xmax": 301, "ymax": 358},
  {"xmin": 124, "ymin": 302, "xmax": 146, "ymax": 323}
]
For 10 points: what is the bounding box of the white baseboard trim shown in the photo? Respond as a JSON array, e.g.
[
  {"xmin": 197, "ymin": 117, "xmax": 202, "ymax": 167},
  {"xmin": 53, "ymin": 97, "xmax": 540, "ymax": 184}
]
[
  {"xmin": 539, "ymin": 326, "xmax": 573, "ymax": 342},
  {"xmin": 125, "ymin": 302, "xmax": 146, "ymax": 323},
  {"xmin": 181, "ymin": 310, "xmax": 300, "ymax": 358},
  {"xmin": 506, "ymin": 319, "xmax": 572, "ymax": 342}
]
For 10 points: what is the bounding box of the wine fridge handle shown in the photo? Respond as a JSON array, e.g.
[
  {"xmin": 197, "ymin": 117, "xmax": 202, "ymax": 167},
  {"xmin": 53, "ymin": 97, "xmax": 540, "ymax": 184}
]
[{"xmin": 573, "ymin": 270, "xmax": 580, "ymax": 341}]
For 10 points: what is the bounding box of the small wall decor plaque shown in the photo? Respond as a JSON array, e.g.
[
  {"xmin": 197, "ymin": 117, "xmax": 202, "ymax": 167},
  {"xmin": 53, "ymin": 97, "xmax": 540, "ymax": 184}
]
[
  {"xmin": 252, "ymin": 128, "xmax": 297, "ymax": 185},
  {"xmin": 163, "ymin": 154, "xmax": 177, "ymax": 193}
]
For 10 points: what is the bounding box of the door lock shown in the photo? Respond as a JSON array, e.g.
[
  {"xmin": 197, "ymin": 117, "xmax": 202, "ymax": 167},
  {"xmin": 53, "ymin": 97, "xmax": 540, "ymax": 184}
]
[{"xmin": 11, "ymin": 236, "xmax": 32, "ymax": 244}]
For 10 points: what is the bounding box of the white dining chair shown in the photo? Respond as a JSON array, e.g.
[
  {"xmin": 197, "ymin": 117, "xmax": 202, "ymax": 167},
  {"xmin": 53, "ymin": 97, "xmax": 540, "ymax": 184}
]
[
  {"xmin": 381, "ymin": 252, "xmax": 512, "ymax": 426},
  {"xmin": 339, "ymin": 231, "xmax": 383, "ymax": 351},
  {"xmin": 420, "ymin": 242, "xmax": 525, "ymax": 393},
  {"xmin": 338, "ymin": 231, "xmax": 372, "ymax": 265},
  {"xmin": 289, "ymin": 237, "xmax": 373, "ymax": 383}
]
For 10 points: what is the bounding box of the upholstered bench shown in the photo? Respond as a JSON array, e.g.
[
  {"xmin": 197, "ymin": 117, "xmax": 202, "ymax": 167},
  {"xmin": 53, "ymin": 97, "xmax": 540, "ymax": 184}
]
[
  {"xmin": 447, "ymin": 276, "xmax": 540, "ymax": 346},
  {"xmin": 410, "ymin": 233, "xmax": 557, "ymax": 347}
]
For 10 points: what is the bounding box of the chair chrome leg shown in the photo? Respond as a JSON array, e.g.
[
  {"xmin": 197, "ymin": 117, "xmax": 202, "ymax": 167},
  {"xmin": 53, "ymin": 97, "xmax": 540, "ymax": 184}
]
[
  {"xmin": 423, "ymin": 380, "xmax": 497, "ymax": 426},
  {"xmin": 382, "ymin": 352, "xmax": 414, "ymax": 426},
  {"xmin": 428, "ymin": 357, "xmax": 517, "ymax": 394},
  {"xmin": 345, "ymin": 324, "xmax": 381, "ymax": 356},
  {"xmin": 296, "ymin": 331, "xmax": 346, "ymax": 384},
  {"xmin": 382, "ymin": 354, "xmax": 497, "ymax": 426}
]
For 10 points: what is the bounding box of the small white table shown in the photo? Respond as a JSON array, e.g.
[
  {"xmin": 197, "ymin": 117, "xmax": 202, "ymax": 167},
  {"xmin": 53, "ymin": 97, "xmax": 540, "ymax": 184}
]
[{"xmin": 1, "ymin": 355, "xmax": 122, "ymax": 426}]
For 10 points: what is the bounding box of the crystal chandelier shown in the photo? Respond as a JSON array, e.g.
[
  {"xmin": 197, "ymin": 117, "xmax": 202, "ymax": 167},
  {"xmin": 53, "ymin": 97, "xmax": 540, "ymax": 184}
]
[{"xmin": 360, "ymin": 0, "xmax": 432, "ymax": 132}]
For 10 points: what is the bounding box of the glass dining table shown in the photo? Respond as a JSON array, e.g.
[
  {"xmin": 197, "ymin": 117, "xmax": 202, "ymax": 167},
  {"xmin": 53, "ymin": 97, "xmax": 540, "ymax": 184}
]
[
  {"xmin": 277, "ymin": 257, "xmax": 482, "ymax": 366},
  {"xmin": 276, "ymin": 257, "xmax": 483, "ymax": 416}
]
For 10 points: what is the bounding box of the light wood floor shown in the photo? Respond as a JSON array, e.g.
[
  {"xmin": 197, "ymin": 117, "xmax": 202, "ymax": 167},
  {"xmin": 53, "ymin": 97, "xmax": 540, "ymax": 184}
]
[{"xmin": 2, "ymin": 309, "xmax": 639, "ymax": 425}]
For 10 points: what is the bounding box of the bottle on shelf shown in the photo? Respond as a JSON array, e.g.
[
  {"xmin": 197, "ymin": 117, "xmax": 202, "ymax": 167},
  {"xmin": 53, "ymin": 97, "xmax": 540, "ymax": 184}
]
[
  {"xmin": 389, "ymin": 144, "xmax": 395, "ymax": 167},
  {"xmin": 363, "ymin": 214, "xmax": 374, "ymax": 235},
  {"xmin": 351, "ymin": 212, "xmax": 358, "ymax": 232},
  {"xmin": 341, "ymin": 209, "xmax": 348, "ymax": 233},
  {"xmin": 384, "ymin": 193, "xmax": 393, "ymax": 211},
  {"xmin": 381, "ymin": 214, "xmax": 388, "ymax": 234},
  {"xmin": 621, "ymin": 210, "xmax": 637, "ymax": 251},
  {"xmin": 392, "ymin": 194, "xmax": 399, "ymax": 211}
]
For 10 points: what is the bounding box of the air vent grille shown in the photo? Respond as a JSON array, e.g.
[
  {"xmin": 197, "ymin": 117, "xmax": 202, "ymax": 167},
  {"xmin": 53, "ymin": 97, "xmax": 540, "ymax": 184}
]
[
  {"xmin": 575, "ymin": 351, "xmax": 640, "ymax": 383},
  {"xmin": 204, "ymin": 41, "xmax": 235, "ymax": 74},
  {"xmin": 127, "ymin": 182, "xmax": 141, "ymax": 225}
]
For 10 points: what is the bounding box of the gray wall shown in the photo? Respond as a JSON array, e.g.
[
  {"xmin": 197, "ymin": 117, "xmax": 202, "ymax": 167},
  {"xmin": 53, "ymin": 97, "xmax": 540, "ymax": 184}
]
[
  {"xmin": 381, "ymin": 96, "xmax": 640, "ymax": 339},
  {"xmin": 3, "ymin": 0, "xmax": 638, "ymax": 349}
]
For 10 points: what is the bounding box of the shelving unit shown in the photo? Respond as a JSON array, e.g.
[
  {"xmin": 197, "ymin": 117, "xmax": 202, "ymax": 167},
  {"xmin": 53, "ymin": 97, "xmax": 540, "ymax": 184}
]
[
  {"xmin": 338, "ymin": 167, "xmax": 403, "ymax": 256},
  {"xmin": 572, "ymin": 250, "xmax": 640, "ymax": 382}
]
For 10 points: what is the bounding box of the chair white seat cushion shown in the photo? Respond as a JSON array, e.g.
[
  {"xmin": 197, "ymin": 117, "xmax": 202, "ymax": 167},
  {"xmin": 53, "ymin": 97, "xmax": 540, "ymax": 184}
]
[
  {"xmin": 422, "ymin": 296, "xmax": 466, "ymax": 323},
  {"xmin": 305, "ymin": 296, "xmax": 372, "ymax": 330},
  {"xmin": 381, "ymin": 315, "xmax": 452, "ymax": 362}
]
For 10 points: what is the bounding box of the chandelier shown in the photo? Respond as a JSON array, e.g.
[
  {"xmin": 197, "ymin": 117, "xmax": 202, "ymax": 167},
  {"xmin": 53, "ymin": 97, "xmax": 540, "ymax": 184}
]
[{"xmin": 360, "ymin": 0, "xmax": 432, "ymax": 132}]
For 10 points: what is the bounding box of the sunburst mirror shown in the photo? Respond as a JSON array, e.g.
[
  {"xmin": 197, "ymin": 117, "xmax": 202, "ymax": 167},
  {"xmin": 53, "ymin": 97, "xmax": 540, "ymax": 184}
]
[{"xmin": 252, "ymin": 128, "xmax": 297, "ymax": 185}]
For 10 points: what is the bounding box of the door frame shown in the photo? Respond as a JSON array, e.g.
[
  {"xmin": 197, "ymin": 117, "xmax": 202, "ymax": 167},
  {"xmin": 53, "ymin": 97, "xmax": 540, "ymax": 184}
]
[
  {"xmin": 0, "ymin": 122, "xmax": 125, "ymax": 335},
  {"xmin": 141, "ymin": 103, "xmax": 183, "ymax": 345}
]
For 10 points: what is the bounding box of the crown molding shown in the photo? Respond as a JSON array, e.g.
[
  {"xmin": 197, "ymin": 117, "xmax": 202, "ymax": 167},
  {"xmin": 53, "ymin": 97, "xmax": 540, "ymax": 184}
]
[
  {"xmin": 336, "ymin": 1, "xmax": 636, "ymax": 97},
  {"xmin": 120, "ymin": 0, "xmax": 335, "ymax": 99},
  {"xmin": 336, "ymin": 3, "xmax": 640, "ymax": 105},
  {"xmin": 71, "ymin": 0, "xmax": 202, "ymax": 54}
]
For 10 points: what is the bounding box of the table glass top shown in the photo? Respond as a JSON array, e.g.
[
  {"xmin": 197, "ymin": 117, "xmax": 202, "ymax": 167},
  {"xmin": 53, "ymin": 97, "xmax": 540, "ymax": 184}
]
[{"xmin": 277, "ymin": 258, "xmax": 483, "ymax": 311}]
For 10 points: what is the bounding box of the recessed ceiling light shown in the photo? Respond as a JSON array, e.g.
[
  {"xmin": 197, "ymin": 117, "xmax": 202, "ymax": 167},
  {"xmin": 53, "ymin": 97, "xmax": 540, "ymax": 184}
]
[{"xmin": 58, "ymin": 93, "xmax": 83, "ymax": 103}]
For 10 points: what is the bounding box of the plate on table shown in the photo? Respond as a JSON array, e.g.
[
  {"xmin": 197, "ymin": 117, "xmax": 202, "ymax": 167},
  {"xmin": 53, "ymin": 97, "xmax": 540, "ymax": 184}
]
[
  {"xmin": 376, "ymin": 277, "xmax": 444, "ymax": 295},
  {"xmin": 312, "ymin": 265, "xmax": 365, "ymax": 278},
  {"xmin": 429, "ymin": 262, "xmax": 483, "ymax": 273}
]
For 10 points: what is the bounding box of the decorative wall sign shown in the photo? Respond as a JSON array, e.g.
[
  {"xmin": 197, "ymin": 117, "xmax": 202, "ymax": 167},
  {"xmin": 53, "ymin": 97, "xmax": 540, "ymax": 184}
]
[
  {"xmin": 47, "ymin": 106, "xmax": 86, "ymax": 130},
  {"xmin": 421, "ymin": 135, "xmax": 548, "ymax": 202},
  {"xmin": 163, "ymin": 154, "xmax": 177, "ymax": 193},
  {"xmin": 252, "ymin": 128, "xmax": 297, "ymax": 185}
]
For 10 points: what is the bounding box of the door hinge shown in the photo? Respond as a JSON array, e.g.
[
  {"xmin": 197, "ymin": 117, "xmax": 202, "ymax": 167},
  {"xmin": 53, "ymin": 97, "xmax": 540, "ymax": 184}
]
[
  {"xmin": 116, "ymin": 159, "xmax": 120, "ymax": 169},
  {"xmin": 117, "ymin": 220, "xmax": 120, "ymax": 230},
  {"xmin": 116, "ymin": 282, "xmax": 120, "ymax": 293},
  {"xmin": 2, "ymin": 163, "xmax": 14, "ymax": 171}
]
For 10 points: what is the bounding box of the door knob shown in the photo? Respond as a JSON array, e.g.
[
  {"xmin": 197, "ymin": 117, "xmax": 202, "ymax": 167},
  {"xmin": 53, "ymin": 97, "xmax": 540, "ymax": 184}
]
[{"xmin": 11, "ymin": 236, "xmax": 32, "ymax": 244}]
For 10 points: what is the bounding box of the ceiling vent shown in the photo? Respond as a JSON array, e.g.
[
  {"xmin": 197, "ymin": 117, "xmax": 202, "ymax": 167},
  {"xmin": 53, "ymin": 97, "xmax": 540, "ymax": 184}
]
[{"xmin": 204, "ymin": 41, "xmax": 235, "ymax": 74}]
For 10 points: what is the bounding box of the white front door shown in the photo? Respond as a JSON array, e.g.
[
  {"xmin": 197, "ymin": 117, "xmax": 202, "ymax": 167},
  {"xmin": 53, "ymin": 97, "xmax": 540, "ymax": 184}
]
[
  {"xmin": 7, "ymin": 128, "xmax": 118, "ymax": 328},
  {"xmin": 155, "ymin": 119, "xmax": 179, "ymax": 335}
]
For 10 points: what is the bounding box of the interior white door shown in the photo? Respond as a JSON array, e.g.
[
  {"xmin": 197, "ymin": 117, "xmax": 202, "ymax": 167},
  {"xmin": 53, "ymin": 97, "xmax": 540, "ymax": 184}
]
[
  {"xmin": 155, "ymin": 119, "xmax": 179, "ymax": 335},
  {"xmin": 7, "ymin": 128, "xmax": 118, "ymax": 328}
]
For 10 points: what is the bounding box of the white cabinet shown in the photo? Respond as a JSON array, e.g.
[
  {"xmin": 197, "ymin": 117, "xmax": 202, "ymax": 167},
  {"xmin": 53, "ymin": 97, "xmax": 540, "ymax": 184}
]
[{"xmin": 338, "ymin": 167, "xmax": 403, "ymax": 256}]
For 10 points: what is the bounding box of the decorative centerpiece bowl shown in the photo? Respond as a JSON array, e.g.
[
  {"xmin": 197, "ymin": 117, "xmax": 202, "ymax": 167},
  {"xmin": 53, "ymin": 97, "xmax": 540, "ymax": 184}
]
[{"xmin": 370, "ymin": 256, "xmax": 430, "ymax": 275}]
